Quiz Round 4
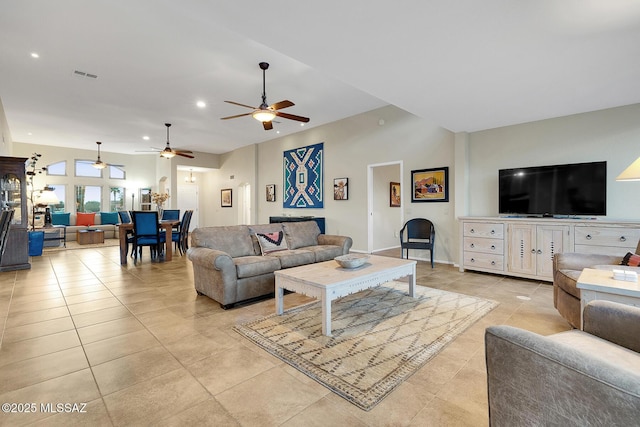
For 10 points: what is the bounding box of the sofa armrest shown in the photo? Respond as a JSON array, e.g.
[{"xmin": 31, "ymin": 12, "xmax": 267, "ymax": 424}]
[
  {"xmin": 553, "ymin": 252, "xmax": 622, "ymax": 272},
  {"xmin": 187, "ymin": 247, "xmax": 234, "ymax": 271},
  {"xmin": 485, "ymin": 325, "xmax": 640, "ymax": 426},
  {"xmin": 318, "ymin": 234, "xmax": 353, "ymax": 255},
  {"xmin": 583, "ymin": 300, "xmax": 640, "ymax": 353}
]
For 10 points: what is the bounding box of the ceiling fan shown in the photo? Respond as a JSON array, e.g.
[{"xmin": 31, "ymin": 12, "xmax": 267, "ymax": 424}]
[
  {"xmin": 221, "ymin": 62, "xmax": 310, "ymax": 130},
  {"xmin": 139, "ymin": 123, "xmax": 195, "ymax": 159},
  {"xmin": 78, "ymin": 141, "xmax": 124, "ymax": 169}
]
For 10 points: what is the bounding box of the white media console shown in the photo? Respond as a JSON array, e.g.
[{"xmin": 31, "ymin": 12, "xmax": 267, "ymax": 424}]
[{"xmin": 459, "ymin": 217, "xmax": 640, "ymax": 282}]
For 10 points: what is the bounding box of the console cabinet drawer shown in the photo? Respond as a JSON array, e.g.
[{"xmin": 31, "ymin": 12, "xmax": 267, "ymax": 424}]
[
  {"xmin": 463, "ymin": 223, "xmax": 504, "ymax": 239},
  {"xmin": 463, "ymin": 237, "xmax": 504, "ymax": 255},
  {"xmin": 463, "ymin": 252, "xmax": 504, "ymax": 271},
  {"xmin": 574, "ymin": 226, "xmax": 640, "ymax": 249}
]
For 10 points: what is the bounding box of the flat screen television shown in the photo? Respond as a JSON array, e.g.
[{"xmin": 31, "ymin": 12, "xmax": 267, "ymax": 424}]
[{"xmin": 498, "ymin": 161, "xmax": 607, "ymax": 217}]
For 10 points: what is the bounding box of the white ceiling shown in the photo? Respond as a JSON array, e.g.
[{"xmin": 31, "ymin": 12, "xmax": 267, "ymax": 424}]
[{"xmin": 2, "ymin": 1, "xmax": 640, "ymax": 157}]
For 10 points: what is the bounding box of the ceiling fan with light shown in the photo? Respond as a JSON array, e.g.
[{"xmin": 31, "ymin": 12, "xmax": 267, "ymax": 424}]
[
  {"xmin": 77, "ymin": 141, "xmax": 124, "ymax": 169},
  {"xmin": 138, "ymin": 123, "xmax": 195, "ymax": 159},
  {"xmin": 221, "ymin": 62, "xmax": 310, "ymax": 130}
]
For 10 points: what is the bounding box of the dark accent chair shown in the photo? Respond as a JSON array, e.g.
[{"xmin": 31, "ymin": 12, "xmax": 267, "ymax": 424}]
[
  {"xmin": 172, "ymin": 210, "xmax": 193, "ymax": 255},
  {"xmin": 486, "ymin": 300, "xmax": 640, "ymax": 426},
  {"xmin": 400, "ymin": 218, "xmax": 435, "ymax": 268},
  {"xmin": 131, "ymin": 211, "xmax": 165, "ymax": 262}
]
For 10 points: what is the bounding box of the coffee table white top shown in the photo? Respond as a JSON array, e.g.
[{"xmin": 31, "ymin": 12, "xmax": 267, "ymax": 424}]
[
  {"xmin": 577, "ymin": 268, "xmax": 640, "ymax": 298},
  {"xmin": 274, "ymin": 255, "xmax": 415, "ymax": 287}
]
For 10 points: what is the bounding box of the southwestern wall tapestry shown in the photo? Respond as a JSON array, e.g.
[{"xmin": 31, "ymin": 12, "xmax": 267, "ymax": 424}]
[{"xmin": 283, "ymin": 142, "xmax": 324, "ymax": 208}]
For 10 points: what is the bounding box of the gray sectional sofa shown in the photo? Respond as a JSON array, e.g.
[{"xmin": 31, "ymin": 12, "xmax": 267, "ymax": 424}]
[{"xmin": 187, "ymin": 221, "xmax": 352, "ymax": 308}]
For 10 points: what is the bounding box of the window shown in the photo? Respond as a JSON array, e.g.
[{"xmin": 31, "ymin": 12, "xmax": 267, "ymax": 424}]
[
  {"xmin": 109, "ymin": 165, "xmax": 125, "ymax": 179},
  {"xmin": 109, "ymin": 187, "xmax": 125, "ymax": 212},
  {"xmin": 47, "ymin": 185, "xmax": 66, "ymax": 213},
  {"xmin": 47, "ymin": 161, "xmax": 66, "ymax": 176},
  {"xmin": 75, "ymin": 185, "xmax": 102, "ymax": 213},
  {"xmin": 75, "ymin": 160, "xmax": 102, "ymax": 178}
]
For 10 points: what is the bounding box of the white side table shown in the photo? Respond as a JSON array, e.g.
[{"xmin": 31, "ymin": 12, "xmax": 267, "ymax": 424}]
[{"xmin": 576, "ymin": 268, "xmax": 640, "ymax": 329}]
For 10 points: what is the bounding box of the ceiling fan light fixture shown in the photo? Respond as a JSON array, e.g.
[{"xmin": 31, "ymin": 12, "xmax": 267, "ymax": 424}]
[
  {"xmin": 160, "ymin": 149, "xmax": 176, "ymax": 159},
  {"xmin": 92, "ymin": 161, "xmax": 107, "ymax": 169},
  {"xmin": 252, "ymin": 109, "xmax": 276, "ymax": 122}
]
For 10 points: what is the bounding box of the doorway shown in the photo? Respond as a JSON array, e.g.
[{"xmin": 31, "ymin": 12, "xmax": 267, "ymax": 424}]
[
  {"xmin": 177, "ymin": 184, "xmax": 198, "ymax": 231},
  {"xmin": 367, "ymin": 161, "xmax": 403, "ymax": 254}
]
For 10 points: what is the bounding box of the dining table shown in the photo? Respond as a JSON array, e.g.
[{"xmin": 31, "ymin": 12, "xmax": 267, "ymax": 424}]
[{"xmin": 118, "ymin": 219, "xmax": 180, "ymax": 264}]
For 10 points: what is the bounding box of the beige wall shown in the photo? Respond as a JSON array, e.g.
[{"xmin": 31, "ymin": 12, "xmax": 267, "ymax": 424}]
[{"xmin": 0, "ymin": 98, "xmax": 13, "ymax": 157}]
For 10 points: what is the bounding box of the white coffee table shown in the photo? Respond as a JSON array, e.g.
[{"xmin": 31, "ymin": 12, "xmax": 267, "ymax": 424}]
[
  {"xmin": 274, "ymin": 255, "xmax": 417, "ymax": 336},
  {"xmin": 576, "ymin": 268, "xmax": 640, "ymax": 329}
]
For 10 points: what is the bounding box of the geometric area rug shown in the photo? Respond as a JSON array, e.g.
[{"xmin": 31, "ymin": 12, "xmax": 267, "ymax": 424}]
[{"xmin": 234, "ymin": 281, "xmax": 498, "ymax": 411}]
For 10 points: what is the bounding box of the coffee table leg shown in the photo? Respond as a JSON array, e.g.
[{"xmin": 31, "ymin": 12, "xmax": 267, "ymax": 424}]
[
  {"xmin": 322, "ymin": 293, "xmax": 332, "ymax": 336},
  {"xmin": 275, "ymin": 283, "xmax": 284, "ymax": 315},
  {"xmin": 408, "ymin": 263, "xmax": 416, "ymax": 297}
]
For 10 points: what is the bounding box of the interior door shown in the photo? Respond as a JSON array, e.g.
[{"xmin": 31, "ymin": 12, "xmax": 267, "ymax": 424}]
[{"xmin": 177, "ymin": 185, "xmax": 198, "ymax": 231}]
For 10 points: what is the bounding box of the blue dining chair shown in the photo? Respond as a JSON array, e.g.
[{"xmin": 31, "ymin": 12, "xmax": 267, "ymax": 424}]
[
  {"xmin": 131, "ymin": 211, "xmax": 165, "ymax": 262},
  {"xmin": 117, "ymin": 210, "xmax": 134, "ymax": 257},
  {"xmin": 161, "ymin": 209, "xmax": 180, "ymax": 221}
]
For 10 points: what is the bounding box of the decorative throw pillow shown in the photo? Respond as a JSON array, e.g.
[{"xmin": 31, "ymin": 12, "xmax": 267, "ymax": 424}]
[
  {"xmin": 256, "ymin": 231, "xmax": 289, "ymax": 255},
  {"xmin": 100, "ymin": 212, "xmax": 119, "ymax": 225},
  {"xmin": 621, "ymin": 252, "xmax": 640, "ymax": 267},
  {"xmin": 76, "ymin": 212, "xmax": 96, "ymax": 226},
  {"xmin": 51, "ymin": 212, "xmax": 70, "ymax": 226}
]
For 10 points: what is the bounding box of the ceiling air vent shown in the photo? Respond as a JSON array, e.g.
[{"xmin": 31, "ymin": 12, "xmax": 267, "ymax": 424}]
[{"xmin": 73, "ymin": 70, "xmax": 98, "ymax": 79}]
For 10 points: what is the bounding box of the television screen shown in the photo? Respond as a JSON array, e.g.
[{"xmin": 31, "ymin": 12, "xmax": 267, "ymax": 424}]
[{"xmin": 499, "ymin": 161, "xmax": 606, "ymax": 216}]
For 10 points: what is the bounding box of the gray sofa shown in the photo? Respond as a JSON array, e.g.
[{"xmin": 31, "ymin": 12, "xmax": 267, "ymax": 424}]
[
  {"xmin": 553, "ymin": 240, "xmax": 640, "ymax": 328},
  {"xmin": 187, "ymin": 221, "xmax": 352, "ymax": 308},
  {"xmin": 486, "ymin": 300, "xmax": 640, "ymax": 426}
]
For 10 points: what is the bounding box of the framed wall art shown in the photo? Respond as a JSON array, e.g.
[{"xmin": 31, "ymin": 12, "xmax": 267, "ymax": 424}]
[
  {"xmin": 221, "ymin": 188, "xmax": 232, "ymax": 207},
  {"xmin": 390, "ymin": 182, "xmax": 401, "ymax": 207},
  {"xmin": 283, "ymin": 142, "xmax": 324, "ymax": 208},
  {"xmin": 411, "ymin": 167, "xmax": 449, "ymax": 202},
  {"xmin": 333, "ymin": 178, "xmax": 348, "ymax": 200},
  {"xmin": 266, "ymin": 184, "xmax": 276, "ymax": 202}
]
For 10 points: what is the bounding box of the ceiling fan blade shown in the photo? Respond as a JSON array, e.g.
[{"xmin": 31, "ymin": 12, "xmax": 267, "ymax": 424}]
[
  {"xmin": 107, "ymin": 163, "xmax": 125, "ymax": 167},
  {"xmin": 270, "ymin": 100, "xmax": 294, "ymax": 110},
  {"xmin": 224, "ymin": 100, "xmax": 257, "ymax": 110},
  {"xmin": 275, "ymin": 111, "xmax": 310, "ymax": 123},
  {"xmin": 176, "ymin": 152, "xmax": 195, "ymax": 159},
  {"xmin": 221, "ymin": 112, "xmax": 253, "ymax": 120},
  {"xmin": 263, "ymin": 121, "xmax": 273, "ymax": 131},
  {"xmin": 174, "ymin": 149, "xmax": 193, "ymax": 154}
]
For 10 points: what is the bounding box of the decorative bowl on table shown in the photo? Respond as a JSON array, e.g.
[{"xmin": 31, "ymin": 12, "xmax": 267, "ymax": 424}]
[{"xmin": 335, "ymin": 254, "xmax": 370, "ymax": 269}]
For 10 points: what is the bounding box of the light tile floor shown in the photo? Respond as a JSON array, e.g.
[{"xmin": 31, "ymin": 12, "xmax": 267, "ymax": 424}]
[{"xmin": 0, "ymin": 246, "xmax": 570, "ymax": 426}]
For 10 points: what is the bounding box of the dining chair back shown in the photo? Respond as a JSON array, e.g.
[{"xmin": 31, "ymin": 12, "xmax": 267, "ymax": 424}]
[
  {"xmin": 399, "ymin": 218, "xmax": 435, "ymax": 268},
  {"xmin": 161, "ymin": 209, "xmax": 180, "ymax": 221},
  {"xmin": 117, "ymin": 210, "xmax": 132, "ymax": 224},
  {"xmin": 131, "ymin": 210, "xmax": 165, "ymax": 262},
  {"xmin": 172, "ymin": 210, "xmax": 193, "ymax": 255},
  {"xmin": 0, "ymin": 209, "xmax": 14, "ymax": 262}
]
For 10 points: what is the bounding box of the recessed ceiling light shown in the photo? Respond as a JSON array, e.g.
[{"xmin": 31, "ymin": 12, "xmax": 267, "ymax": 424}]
[
  {"xmin": 142, "ymin": 136, "xmax": 150, "ymax": 140},
  {"xmin": 300, "ymin": 123, "xmax": 305, "ymax": 127},
  {"xmin": 30, "ymin": 52, "xmax": 39, "ymax": 58},
  {"xmin": 27, "ymin": 132, "xmax": 33, "ymax": 136},
  {"xmin": 196, "ymin": 101, "xmax": 206, "ymax": 108}
]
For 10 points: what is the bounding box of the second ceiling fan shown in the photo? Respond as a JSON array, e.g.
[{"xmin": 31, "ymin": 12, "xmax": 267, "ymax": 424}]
[{"xmin": 221, "ymin": 62, "xmax": 310, "ymax": 130}]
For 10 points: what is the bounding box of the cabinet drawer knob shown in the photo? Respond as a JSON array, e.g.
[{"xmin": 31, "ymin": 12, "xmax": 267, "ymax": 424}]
[
  {"xmin": 470, "ymin": 258, "xmax": 475, "ymax": 263},
  {"xmin": 531, "ymin": 249, "xmax": 536, "ymax": 253},
  {"xmin": 620, "ymin": 236, "xmax": 627, "ymax": 242},
  {"xmin": 537, "ymin": 249, "xmax": 542, "ymax": 254},
  {"xmin": 586, "ymin": 234, "xmax": 592, "ymax": 240},
  {"xmin": 491, "ymin": 261, "xmax": 496, "ymax": 266},
  {"xmin": 470, "ymin": 243, "xmax": 475, "ymax": 248},
  {"xmin": 490, "ymin": 229, "xmax": 495, "ymax": 234},
  {"xmin": 470, "ymin": 228, "xmax": 475, "ymax": 233},
  {"xmin": 491, "ymin": 245, "xmax": 496, "ymax": 250}
]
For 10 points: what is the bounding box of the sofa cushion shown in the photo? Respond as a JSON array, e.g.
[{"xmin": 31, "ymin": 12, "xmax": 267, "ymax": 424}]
[
  {"xmin": 299, "ymin": 245, "xmax": 343, "ymax": 262},
  {"xmin": 100, "ymin": 212, "xmax": 119, "ymax": 225},
  {"xmin": 234, "ymin": 256, "xmax": 281, "ymax": 279},
  {"xmin": 282, "ymin": 221, "xmax": 320, "ymax": 249},
  {"xmin": 51, "ymin": 212, "xmax": 70, "ymax": 226},
  {"xmin": 76, "ymin": 212, "xmax": 96, "ymax": 226},
  {"xmin": 249, "ymin": 224, "xmax": 285, "ymax": 254},
  {"xmin": 256, "ymin": 231, "xmax": 289, "ymax": 255},
  {"xmin": 191, "ymin": 226, "xmax": 255, "ymax": 257},
  {"xmin": 266, "ymin": 249, "xmax": 316, "ymax": 268}
]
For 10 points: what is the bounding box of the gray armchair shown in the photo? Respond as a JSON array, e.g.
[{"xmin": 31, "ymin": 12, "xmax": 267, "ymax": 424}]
[{"xmin": 485, "ymin": 300, "xmax": 640, "ymax": 426}]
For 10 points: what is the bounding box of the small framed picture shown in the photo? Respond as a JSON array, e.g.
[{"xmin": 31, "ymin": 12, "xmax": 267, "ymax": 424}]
[
  {"xmin": 411, "ymin": 167, "xmax": 449, "ymax": 203},
  {"xmin": 266, "ymin": 184, "xmax": 276, "ymax": 202},
  {"xmin": 390, "ymin": 182, "xmax": 401, "ymax": 207},
  {"xmin": 334, "ymin": 178, "xmax": 348, "ymax": 200},
  {"xmin": 221, "ymin": 188, "xmax": 232, "ymax": 207}
]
